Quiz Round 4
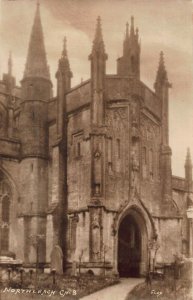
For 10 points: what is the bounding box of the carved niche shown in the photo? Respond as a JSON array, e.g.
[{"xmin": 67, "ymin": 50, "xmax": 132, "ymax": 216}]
[
  {"xmin": 131, "ymin": 101, "xmax": 140, "ymax": 141},
  {"xmin": 105, "ymin": 107, "xmax": 128, "ymax": 133},
  {"xmin": 105, "ymin": 107, "xmax": 129, "ymax": 176},
  {"xmin": 140, "ymin": 115, "xmax": 159, "ymax": 142},
  {"xmin": 140, "ymin": 114, "xmax": 160, "ymax": 180},
  {"xmin": 90, "ymin": 208, "xmax": 102, "ymax": 261},
  {"xmin": 92, "ymin": 144, "xmax": 103, "ymax": 197},
  {"xmin": 130, "ymin": 100, "xmax": 140, "ymax": 199},
  {"xmin": 0, "ymin": 172, "xmax": 12, "ymax": 252},
  {"xmin": 69, "ymin": 214, "xmax": 79, "ymax": 253}
]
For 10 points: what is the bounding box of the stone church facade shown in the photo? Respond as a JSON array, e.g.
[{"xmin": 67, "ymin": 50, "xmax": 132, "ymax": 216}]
[{"xmin": 0, "ymin": 4, "xmax": 192, "ymax": 276}]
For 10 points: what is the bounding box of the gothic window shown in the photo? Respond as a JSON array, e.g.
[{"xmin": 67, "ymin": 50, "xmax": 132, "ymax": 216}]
[
  {"xmin": 107, "ymin": 138, "xmax": 113, "ymax": 173},
  {"xmin": 0, "ymin": 108, "xmax": 6, "ymax": 136},
  {"xmin": 0, "ymin": 174, "xmax": 11, "ymax": 252},
  {"xmin": 93, "ymin": 150, "xmax": 102, "ymax": 195},
  {"xmin": 73, "ymin": 132, "xmax": 83, "ymax": 158},
  {"xmin": 2, "ymin": 197, "xmax": 10, "ymax": 223},
  {"xmin": 107, "ymin": 138, "xmax": 112, "ymax": 163},
  {"xmin": 149, "ymin": 148, "xmax": 154, "ymax": 179},
  {"xmin": 69, "ymin": 215, "xmax": 78, "ymax": 252},
  {"xmin": 142, "ymin": 147, "xmax": 147, "ymax": 179},
  {"xmin": 1, "ymin": 226, "xmax": 9, "ymax": 251},
  {"xmin": 116, "ymin": 138, "xmax": 121, "ymax": 159}
]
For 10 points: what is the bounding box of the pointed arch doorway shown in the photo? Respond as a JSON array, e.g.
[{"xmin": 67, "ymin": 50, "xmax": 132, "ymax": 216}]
[{"xmin": 118, "ymin": 208, "xmax": 148, "ymax": 277}]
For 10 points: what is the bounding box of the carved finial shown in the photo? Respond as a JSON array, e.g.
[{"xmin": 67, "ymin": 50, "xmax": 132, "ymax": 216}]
[
  {"xmin": 23, "ymin": 0, "xmax": 50, "ymax": 80},
  {"xmin": 90, "ymin": 16, "xmax": 107, "ymax": 58},
  {"xmin": 62, "ymin": 36, "xmax": 68, "ymax": 58},
  {"xmin": 155, "ymin": 51, "xmax": 169, "ymax": 85},
  {"xmin": 94, "ymin": 16, "xmax": 103, "ymax": 43},
  {"xmin": 56, "ymin": 36, "xmax": 73, "ymax": 81},
  {"xmin": 130, "ymin": 16, "xmax": 134, "ymax": 35},
  {"xmin": 160, "ymin": 51, "xmax": 164, "ymax": 65}
]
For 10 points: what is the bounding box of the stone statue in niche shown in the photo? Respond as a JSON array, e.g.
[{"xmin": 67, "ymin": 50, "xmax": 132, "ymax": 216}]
[
  {"xmin": 131, "ymin": 120, "xmax": 140, "ymax": 141},
  {"xmin": 111, "ymin": 218, "xmax": 117, "ymax": 236},
  {"xmin": 94, "ymin": 150, "xmax": 101, "ymax": 159},
  {"xmin": 92, "ymin": 214, "xmax": 100, "ymax": 229},
  {"xmin": 130, "ymin": 149, "xmax": 140, "ymax": 197},
  {"xmin": 141, "ymin": 115, "xmax": 158, "ymax": 142},
  {"xmin": 91, "ymin": 214, "xmax": 101, "ymax": 260},
  {"xmin": 131, "ymin": 150, "xmax": 139, "ymax": 172},
  {"xmin": 93, "ymin": 150, "xmax": 102, "ymax": 195},
  {"xmin": 131, "ymin": 101, "xmax": 138, "ymax": 120}
]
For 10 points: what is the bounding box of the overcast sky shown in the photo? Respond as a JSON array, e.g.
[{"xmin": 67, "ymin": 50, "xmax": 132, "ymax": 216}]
[{"xmin": 0, "ymin": 0, "xmax": 192, "ymax": 177}]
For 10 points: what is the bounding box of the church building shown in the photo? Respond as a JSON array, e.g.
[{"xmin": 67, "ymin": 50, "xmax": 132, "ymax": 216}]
[{"xmin": 0, "ymin": 4, "xmax": 192, "ymax": 276}]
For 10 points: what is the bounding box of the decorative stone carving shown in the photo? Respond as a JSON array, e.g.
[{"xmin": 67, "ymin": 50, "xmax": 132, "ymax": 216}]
[
  {"xmin": 131, "ymin": 120, "xmax": 140, "ymax": 141},
  {"xmin": 131, "ymin": 150, "xmax": 139, "ymax": 172},
  {"xmin": 69, "ymin": 214, "xmax": 79, "ymax": 252},
  {"xmin": 92, "ymin": 215, "xmax": 100, "ymax": 229},
  {"xmin": 130, "ymin": 100, "xmax": 140, "ymax": 199},
  {"xmin": 130, "ymin": 150, "xmax": 140, "ymax": 198},
  {"xmin": 140, "ymin": 115, "xmax": 159, "ymax": 142},
  {"xmin": 105, "ymin": 107, "xmax": 128, "ymax": 135},
  {"xmin": 111, "ymin": 218, "xmax": 117, "ymax": 236},
  {"xmin": 105, "ymin": 107, "xmax": 129, "ymax": 176},
  {"xmin": 94, "ymin": 150, "xmax": 101, "ymax": 159},
  {"xmin": 90, "ymin": 209, "xmax": 102, "ymax": 261},
  {"xmin": 140, "ymin": 114, "xmax": 161, "ymax": 181},
  {"xmin": 93, "ymin": 149, "xmax": 102, "ymax": 196}
]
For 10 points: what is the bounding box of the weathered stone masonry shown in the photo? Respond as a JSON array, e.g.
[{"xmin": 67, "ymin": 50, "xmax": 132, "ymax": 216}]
[{"xmin": 0, "ymin": 4, "xmax": 192, "ymax": 276}]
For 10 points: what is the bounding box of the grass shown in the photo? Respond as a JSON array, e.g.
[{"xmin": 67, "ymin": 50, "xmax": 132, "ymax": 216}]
[
  {"xmin": 0, "ymin": 271, "xmax": 120, "ymax": 299},
  {"xmin": 126, "ymin": 277, "xmax": 192, "ymax": 300}
]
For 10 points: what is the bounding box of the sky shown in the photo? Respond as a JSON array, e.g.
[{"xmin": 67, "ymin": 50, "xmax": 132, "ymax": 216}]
[{"xmin": 0, "ymin": 0, "xmax": 193, "ymax": 177}]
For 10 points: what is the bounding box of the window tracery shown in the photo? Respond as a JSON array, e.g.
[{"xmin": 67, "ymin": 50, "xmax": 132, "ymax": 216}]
[{"xmin": 0, "ymin": 172, "xmax": 11, "ymax": 252}]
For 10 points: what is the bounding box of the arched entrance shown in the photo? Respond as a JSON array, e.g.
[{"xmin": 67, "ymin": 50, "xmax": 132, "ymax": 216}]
[{"xmin": 117, "ymin": 208, "xmax": 148, "ymax": 277}]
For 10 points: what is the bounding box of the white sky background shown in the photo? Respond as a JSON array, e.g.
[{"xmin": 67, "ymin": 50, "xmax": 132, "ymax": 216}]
[{"xmin": 0, "ymin": 0, "xmax": 193, "ymax": 177}]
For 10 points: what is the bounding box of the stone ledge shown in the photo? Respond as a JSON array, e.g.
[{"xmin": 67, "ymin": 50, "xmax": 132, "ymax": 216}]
[{"xmin": 0, "ymin": 139, "xmax": 20, "ymax": 159}]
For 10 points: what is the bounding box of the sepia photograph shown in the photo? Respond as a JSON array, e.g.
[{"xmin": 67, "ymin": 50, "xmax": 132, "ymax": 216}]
[{"xmin": 0, "ymin": 0, "xmax": 193, "ymax": 299}]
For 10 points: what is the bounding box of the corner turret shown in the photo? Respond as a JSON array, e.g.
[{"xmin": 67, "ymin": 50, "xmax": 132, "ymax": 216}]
[
  {"xmin": 21, "ymin": 2, "xmax": 52, "ymax": 102},
  {"xmin": 89, "ymin": 16, "xmax": 108, "ymax": 126},
  {"xmin": 56, "ymin": 37, "xmax": 73, "ymax": 140},
  {"xmin": 154, "ymin": 52, "xmax": 171, "ymax": 146},
  {"xmin": 155, "ymin": 52, "xmax": 172, "ymax": 203},
  {"xmin": 117, "ymin": 16, "xmax": 140, "ymax": 78},
  {"xmin": 19, "ymin": 3, "xmax": 50, "ymax": 267},
  {"xmin": 20, "ymin": 2, "xmax": 52, "ymax": 158}
]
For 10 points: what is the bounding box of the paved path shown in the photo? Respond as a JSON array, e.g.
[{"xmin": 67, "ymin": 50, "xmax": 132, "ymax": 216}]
[{"xmin": 80, "ymin": 278, "xmax": 144, "ymax": 300}]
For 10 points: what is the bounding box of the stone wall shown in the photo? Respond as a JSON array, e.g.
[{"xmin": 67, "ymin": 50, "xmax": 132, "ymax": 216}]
[
  {"xmin": 66, "ymin": 80, "xmax": 90, "ymax": 113},
  {"xmin": 154, "ymin": 217, "xmax": 182, "ymax": 263},
  {"xmin": 105, "ymin": 105, "xmax": 130, "ymax": 210},
  {"xmin": 0, "ymin": 159, "xmax": 21, "ymax": 259},
  {"xmin": 19, "ymin": 158, "xmax": 48, "ymax": 214},
  {"xmin": 67, "ymin": 108, "xmax": 91, "ymax": 211}
]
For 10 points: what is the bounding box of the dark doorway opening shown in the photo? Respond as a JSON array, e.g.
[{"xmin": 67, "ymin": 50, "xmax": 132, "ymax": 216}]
[{"xmin": 118, "ymin": 214, "xmax": 141, "ymax": 277}]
